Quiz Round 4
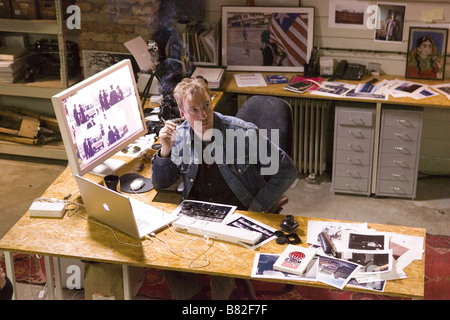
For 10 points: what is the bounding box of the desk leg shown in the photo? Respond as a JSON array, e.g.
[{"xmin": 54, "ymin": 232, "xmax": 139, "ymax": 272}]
[
  {"xmin": 52, "ymin": 257, "xmax": 63, "ymax": 300},
  {"xmin": 3, "ymin": 251, "xmax": 16, "ymax": 300},
  {"xmin": 44, "ymin": 256, "xmax": 55, "ymax": 300},
  {"xmin": 122, "ymin": 265, "xmax": 132, "ymax": 300}
]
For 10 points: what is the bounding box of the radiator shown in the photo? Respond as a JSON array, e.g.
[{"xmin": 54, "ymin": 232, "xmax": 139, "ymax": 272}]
[{"xmin": 282, "ymin": 97, "xmax": 331, "ymax": 175}]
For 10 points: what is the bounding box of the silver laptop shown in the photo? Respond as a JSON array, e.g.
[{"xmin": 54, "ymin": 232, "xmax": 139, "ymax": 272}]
[{"xmin": 74, "ymin": 174, "xmax": 177, "ymax": 239}]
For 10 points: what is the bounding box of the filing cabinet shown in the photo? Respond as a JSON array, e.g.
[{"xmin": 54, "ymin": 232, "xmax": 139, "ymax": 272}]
[
  {"xmin": 332, "ymin": 105, "xmax": 376, "ymax": 195},
  {"xmin": 375, "ymin": 108, "xmax": 423, "ymax": 199}
]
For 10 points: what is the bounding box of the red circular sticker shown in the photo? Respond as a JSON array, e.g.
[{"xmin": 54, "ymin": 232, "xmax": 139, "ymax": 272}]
[{"xmin": 288, "ymin": 251, "xmax": 305, "ymax": 263}]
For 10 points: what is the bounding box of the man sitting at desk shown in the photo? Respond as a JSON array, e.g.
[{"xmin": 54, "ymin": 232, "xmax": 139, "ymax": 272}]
[{"xmin": 151, "ymin": 77, "xmax": 298, "ymax": 299}]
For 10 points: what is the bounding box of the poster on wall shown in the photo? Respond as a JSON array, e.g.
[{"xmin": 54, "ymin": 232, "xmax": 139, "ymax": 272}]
[
  {"xmin": 374, "ymin": 3, "xmax": 407, "ymax": 43},
  {"xmin": 405, "ymin": 27, "xmax": 448, "ymax": 80},
  {"xmin": 221, "ymin": 6, "xmax": 314, "ymax": 72},
  {"xmin": 328, "ymin": 0, "xmax": 370, "ymax": 29}
]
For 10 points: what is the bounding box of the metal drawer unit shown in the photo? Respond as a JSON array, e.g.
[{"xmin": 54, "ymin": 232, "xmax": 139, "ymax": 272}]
[
  {"xmin": 376, "ymin": 108, "xmax": 423, "ymax": 199},
  {"xmin": 332, "ymin": 106, "xmax": 375, "ymax": 195}
]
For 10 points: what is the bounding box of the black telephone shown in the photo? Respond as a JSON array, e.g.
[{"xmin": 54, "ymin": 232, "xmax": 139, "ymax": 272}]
[{"xmin": 334, "ymin": 60, "xmax": 366, "ymax": 80}]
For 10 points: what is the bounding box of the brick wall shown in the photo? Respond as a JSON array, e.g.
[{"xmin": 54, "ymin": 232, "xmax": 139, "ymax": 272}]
[{"xmin": 75, "ymin": 0, "xmax": 160, "ymax": 70}]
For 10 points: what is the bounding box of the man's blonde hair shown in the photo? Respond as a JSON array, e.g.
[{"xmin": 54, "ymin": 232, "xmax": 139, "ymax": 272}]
[{"xmin": 173, "ymin": 77, "xmax": 210, "ymax": 110}]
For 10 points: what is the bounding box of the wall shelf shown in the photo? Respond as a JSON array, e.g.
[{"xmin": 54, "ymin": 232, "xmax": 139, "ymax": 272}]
[{"xmin": 0, "ymin": 1, "xmax": 71, "ymax": 160}]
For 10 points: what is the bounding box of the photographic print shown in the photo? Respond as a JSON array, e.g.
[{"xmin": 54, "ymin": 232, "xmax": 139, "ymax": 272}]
[
  {"xmin": 226, "ymin": 213, "xmax": 277, "ymax": 248},
  {"xmin": 342, "ymin": 230, "xmax": 388, "ymax": 251},
  {"xmin": 432, "ymin": 83, "xmax": 450, "ymax": 99},
  {"xmin": 328, "ymin": 0, "xmax": 369, "ymax": 29},
  {"xmin": 374, "ymin": 3, "xmax": 406, "ymax": 43},
  {"xmin": 251, "ymin": 253, "xmax": 308, "ymax": 280},
  {"xmin": 221, "ymin": 6, "xmax": 314, "ymax": 72},
  {"xmin": 82, "ymin": 50, "xmax": 141, "ymax": 78},
  {"xmin": 172, "ymin": 200, "xmax": 236, "ymax": 223},
  {"xmin": 316, "ymin": 255, "xmax": 361, "ymax": 289},
  {"xmin": 406, "ymin": 27, "xmax": 448, "ymax": 80},
  {"xmin": 341, "ymin": 250, "xmax": 393, "ymax": 274}
]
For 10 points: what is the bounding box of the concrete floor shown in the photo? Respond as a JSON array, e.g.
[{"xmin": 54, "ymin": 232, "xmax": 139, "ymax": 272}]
[{"xmin": 1, "ymin": 154, "xmax": 449, "ymax": 299}]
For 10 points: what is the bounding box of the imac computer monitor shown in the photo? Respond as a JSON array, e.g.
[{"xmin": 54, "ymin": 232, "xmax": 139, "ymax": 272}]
[{"xmin": 51, "ymin": 59, "xmax": 147, "ymax": 176}]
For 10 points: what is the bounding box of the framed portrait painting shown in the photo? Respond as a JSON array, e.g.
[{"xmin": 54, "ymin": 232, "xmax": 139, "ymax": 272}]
[
  {"xmin": 406, "ymin": 27, "xmax": 448, "ymax": 80},
  {"xmin": 221, "ymin": 6, "xmax": 314, "ymax": 72}
]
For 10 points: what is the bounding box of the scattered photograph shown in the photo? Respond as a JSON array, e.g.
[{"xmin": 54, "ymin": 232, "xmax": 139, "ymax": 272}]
[
  {"xmin": 316, "ymin": 255, "xmax": 361, "ymax": 289},
  {"xmin": 172, "ymin": 200, "xmax": 236, "ymax": 223},
  {"xmin": 342, "ymin": 230, "xmax": 388, "ymax": 251},
  {"xmin": 226, "ymin": 213, "xmax": 277, "ymax": 249},
  {"xmin": 347, "ymin": 277, "xmax": 386, "ymax": 292},
  {"xmin": 306, "ymin": 220, "xmax": 368, "ymax": 250},
  {"xmin": 432, "ymin": 83, "xmax": 450, "ymax": 99},
  {"xmin": 251, "ymin": 253, "xmax": 314, "ymax": 280},
  {"xmin": 340, "ymin": 250, "xmax": 393, "ymax": 273}
]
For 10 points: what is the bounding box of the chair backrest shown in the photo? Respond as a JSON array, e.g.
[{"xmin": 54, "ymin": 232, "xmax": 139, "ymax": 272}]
[{"xmin": 236, "ymin": 95, "xmax": 293, "ymax": 157}]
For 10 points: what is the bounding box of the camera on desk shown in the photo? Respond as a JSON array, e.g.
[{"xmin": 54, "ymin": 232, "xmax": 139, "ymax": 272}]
[{"xmin": 280, "ymin": 215, "xmax": 299, "ymax": 233}]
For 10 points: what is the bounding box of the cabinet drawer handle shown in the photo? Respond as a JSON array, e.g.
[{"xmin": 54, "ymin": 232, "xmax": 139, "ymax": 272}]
[
  {"xmin": 347, "ymin": 157, "xmax": 362, "ymax": 165},
  {"xmin": 345, "ymin": 183, "xmax": 361, "ymax": 190},
  {"xmin": 346, "ymin": 170, "xmax": 361, "ymax": 178},
  {"xmin": 396, "ymin": 119, "xmax": 413, "ymax": 127},
  {"xmin": 391, "ymin": 173, "xmax": 401, "ymax": 177},
  {"xmin": 348, "ymin": 130, "xmax": 364, "ymax": 138},
  {"xmin": 349, "ymin": 117, "xmax": 365, "ymax": 125},
  {"xmin": 347, "ymin": 144, "xmax": 363, "ymax": 151},
  {"xmin": 393, "ymin": 160, "xmax": 410, "ymax": 168},
  {"xmin": 394, "ymin": 146, "xmax": 410, "ymax": 154},
  {"xmin": 395, "ymin": 132, "xmax": 411, "ymax": 140}
]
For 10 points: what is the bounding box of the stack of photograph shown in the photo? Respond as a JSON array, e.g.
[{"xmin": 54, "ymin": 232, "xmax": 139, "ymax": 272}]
[{"xmin": 251, "ymin": 219, "xmax": 424, "ymax": 293}]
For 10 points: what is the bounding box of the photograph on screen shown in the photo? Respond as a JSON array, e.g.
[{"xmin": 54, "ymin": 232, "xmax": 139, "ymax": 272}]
[{"xmin": 52, "ymin": 60, "xmax": 146, "ymax": 176}]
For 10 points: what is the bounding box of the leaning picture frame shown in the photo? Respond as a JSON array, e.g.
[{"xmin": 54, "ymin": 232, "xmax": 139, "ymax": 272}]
[
  {"xmin": 221, "ymin": 6, "xmax": 314, "ymax": 72},
  {"xmin": 406, "ymin": 26, "xmax": 448, "ymax": 80}
]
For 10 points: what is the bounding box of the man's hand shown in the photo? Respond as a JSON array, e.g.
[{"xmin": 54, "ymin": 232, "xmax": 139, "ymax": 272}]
[
  {"xmin": 159, "ymin": 120, "xmax": 178, "ymax": 158},
  {"xmin": 0, "ymin": 267, "xmax": 6, "ymax": 289}
]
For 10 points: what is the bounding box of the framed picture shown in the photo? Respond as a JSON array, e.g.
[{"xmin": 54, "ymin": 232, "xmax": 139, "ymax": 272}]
[
  {"xmin": 82, "ymin": 50, "xmax": 140, "ymax": 78},
  {"xmin": 221, "ymin": 6, "xmax": 314, "ymax": 72},
  {"xmin": 374, "ymin": 3, "xmax": 407, "ymax": 43},
  {"xmin": 406, "ymin": 27, "xmax": 448, "ymax": 80},
  {"xmin": 328, "ymin": 0, "xmax": 369, "ymax": 30}
]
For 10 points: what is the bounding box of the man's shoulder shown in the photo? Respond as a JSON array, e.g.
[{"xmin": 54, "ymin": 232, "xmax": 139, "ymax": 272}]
[{"xmin": 217, "ymin": 113, "xmax": 258, "ymax": 130}]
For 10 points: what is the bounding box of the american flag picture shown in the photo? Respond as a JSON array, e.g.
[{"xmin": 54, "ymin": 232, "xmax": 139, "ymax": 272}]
[
  {"xmin": 269, "ymin": 13, "xmax": 310, "ymax": 67},
  {"xmin": 222, "ymin": 6, "xmax": 314, "ymax": 72}
]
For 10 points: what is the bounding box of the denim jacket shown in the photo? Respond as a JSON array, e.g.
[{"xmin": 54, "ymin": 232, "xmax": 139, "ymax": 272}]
[{"xmin": 151, "ymin": 112, "xmax": 298, "ymax": 212}]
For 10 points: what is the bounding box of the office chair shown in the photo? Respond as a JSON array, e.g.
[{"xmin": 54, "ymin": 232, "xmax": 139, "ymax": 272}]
[{"xmin": 236, "ymin": 95, "xmax": 293, "ymax": 214}]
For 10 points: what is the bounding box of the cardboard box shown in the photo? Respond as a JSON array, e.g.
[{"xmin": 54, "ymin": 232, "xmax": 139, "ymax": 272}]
[
  {"xmin": 38, "ymin": 0, "xmax": 73, "ymax": 20},
  {"xmin": 0, "ymin": 0, "xmax": 13, "ymax": 18},
  {"xmin": 11, "ymin": 0, "xmax": 38, "ymax": 19}
]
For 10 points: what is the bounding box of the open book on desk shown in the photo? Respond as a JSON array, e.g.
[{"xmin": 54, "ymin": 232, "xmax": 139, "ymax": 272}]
[{"xmin": 284, "ymin": 75, "xmax": 323, "ymax": 93}]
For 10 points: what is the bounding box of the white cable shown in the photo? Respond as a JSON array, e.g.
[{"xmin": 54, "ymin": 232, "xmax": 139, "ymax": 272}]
[
  {"xmin": 63, "ymin": 200, "xmax": 155, "ymax": 249},
  {"xmin": 39, "ymin": 196, "xmax": 211, "ymax": 267},
  {"xmin": 150, "ymin": 232, "xmax": 211, "ymax": 268}
]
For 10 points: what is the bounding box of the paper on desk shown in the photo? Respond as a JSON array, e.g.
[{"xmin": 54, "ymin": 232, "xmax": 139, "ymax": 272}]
[
  {"xmin": 251, "ymin": 252, "xmax": 318, "ymax": 281},
  {"xmin": 234, "ymin": 73, "xmax": 267, "ymax": 87},
  {"xmin": 117, "ymin": 134, "xmax": 156, "ymax": 158},
  {"xmin": 306, "ymin": 220, "xmax": 368, "ymax": 251},
  {"xmin": 309, "ymin": 81, "xmax": 355, "ymax": 97}
]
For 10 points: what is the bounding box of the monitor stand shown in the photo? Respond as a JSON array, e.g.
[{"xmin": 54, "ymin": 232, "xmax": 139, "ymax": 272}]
[{"xmin": 89, "ymin": 158, "xmax": 126, "ymax": 177}]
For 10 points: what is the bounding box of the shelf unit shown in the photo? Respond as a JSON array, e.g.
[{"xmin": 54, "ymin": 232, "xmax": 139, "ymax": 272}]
[{"xmin": 0, "ymin": 1, "xmax": 72, "ymax": 159}]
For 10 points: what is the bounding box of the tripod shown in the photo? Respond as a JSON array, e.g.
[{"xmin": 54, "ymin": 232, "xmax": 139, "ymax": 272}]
[{"xmin": 141, "ymin": 70, "xmax": 160, "ymax": 108}]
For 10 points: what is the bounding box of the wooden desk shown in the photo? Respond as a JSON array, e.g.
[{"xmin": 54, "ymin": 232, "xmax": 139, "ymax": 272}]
[
  {"xmin": 0, "ymin": 156, "xmax": 426, "ymax": 300},
  {"xmin": 222, "ymin": 72, "xmax": 450, "ymax": 109},
  {"xmin": 222, "ymin": 72, "xmax": 450, "ymax": 196}
]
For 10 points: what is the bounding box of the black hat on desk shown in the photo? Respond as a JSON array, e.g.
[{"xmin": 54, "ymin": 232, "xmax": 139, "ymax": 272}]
[{"xmin": 119, "ymin": 173, "xmax": 154, "ymax": 193}]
